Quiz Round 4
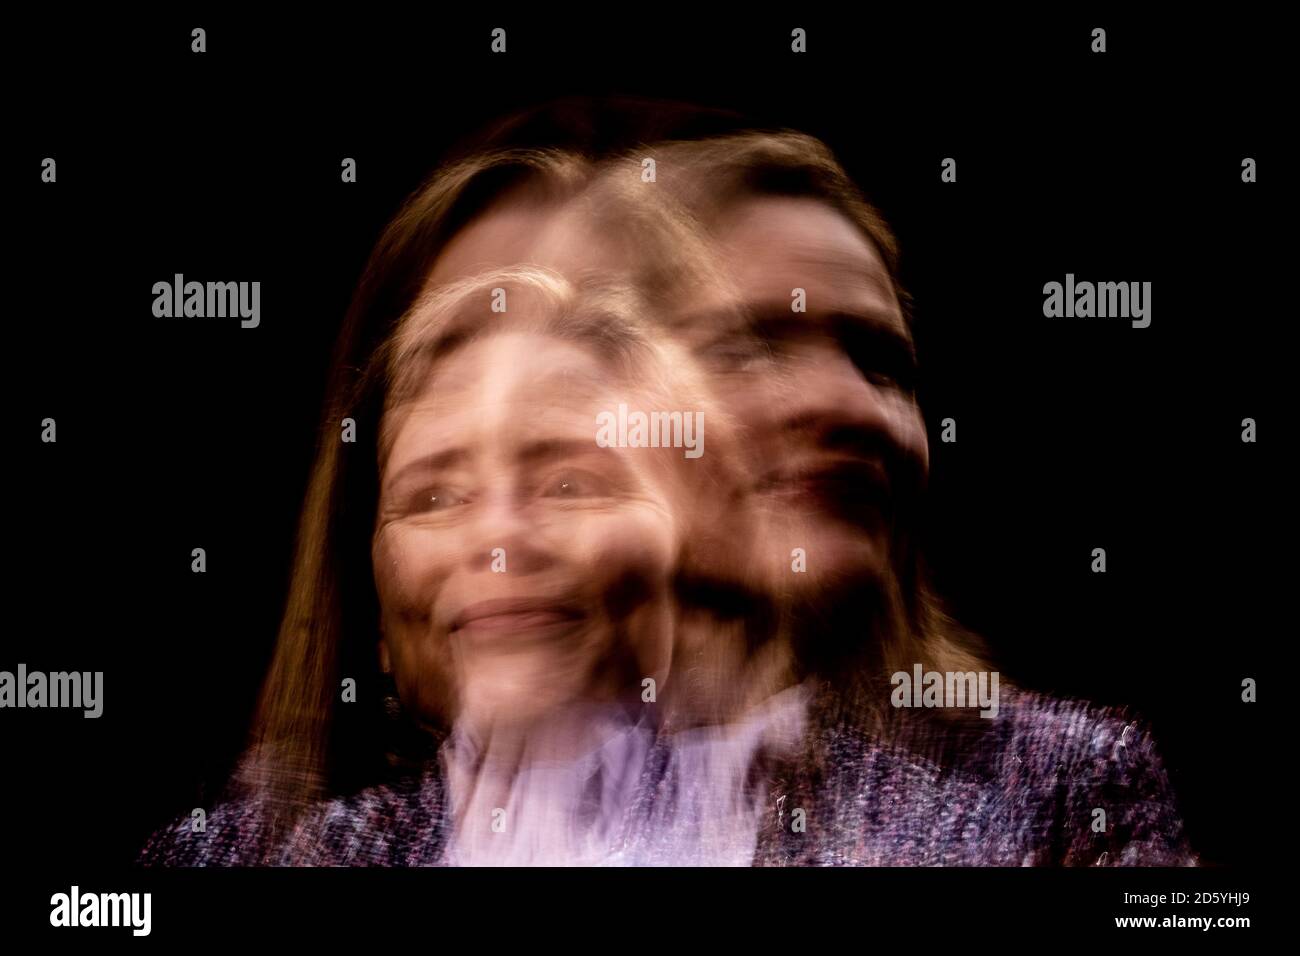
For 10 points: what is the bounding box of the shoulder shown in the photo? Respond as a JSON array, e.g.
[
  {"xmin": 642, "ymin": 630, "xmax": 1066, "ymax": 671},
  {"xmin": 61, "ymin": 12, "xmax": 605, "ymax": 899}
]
[
  {"xmin": 136, "ymin": 792, "xmax": 287, "ymax": 867},
  {"xmin": 843, "ymin": 684, "xmax": 1198, "ymax": 866},
  {"xmin": 287, "ymin": 765, "xmax": 450, "ymax": 866},
  {"xmin": 991, "ymin": 686, "xmax": 1174, "ymax": 787},
  {"xmin": 138, "ymin": 765, "xmax": 450, "ymax": 867},
  {"xmin": 988, "ymin": 686, "xmax": 1198, "ymax": 866}
]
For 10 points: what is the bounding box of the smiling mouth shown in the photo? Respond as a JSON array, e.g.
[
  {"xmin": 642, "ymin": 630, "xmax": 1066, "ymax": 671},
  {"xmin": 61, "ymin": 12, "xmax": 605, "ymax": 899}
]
[{"xmin": 449, "ymin": 598, "xmax": 587, "ymax": 641}]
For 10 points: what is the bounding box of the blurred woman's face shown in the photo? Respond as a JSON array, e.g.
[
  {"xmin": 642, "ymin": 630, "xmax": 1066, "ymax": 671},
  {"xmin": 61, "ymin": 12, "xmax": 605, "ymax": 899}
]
[
  {"xmin": 679, "ymin": 195, "xmax": 930, "ymax": 600},
  {"xmin": 372, "ymin": 330, "xmax": 678, "ymax": 738}
]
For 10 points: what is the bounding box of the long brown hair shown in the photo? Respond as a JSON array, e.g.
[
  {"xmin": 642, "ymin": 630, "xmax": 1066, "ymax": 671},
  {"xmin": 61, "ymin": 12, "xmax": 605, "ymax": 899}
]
[{"xmin": 237, "ymin": 148, "xmax": 593, "ymax": 809}]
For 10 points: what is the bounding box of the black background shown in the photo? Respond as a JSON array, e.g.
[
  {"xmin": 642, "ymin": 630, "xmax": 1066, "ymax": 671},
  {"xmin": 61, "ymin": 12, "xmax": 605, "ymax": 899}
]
[{"xmin": 6, "ymin": 7, "xmax": 1281, "ymax": 901}]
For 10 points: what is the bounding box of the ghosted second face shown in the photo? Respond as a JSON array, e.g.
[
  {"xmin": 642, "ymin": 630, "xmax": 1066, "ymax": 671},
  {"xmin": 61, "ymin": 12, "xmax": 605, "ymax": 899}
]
[{"xmin": 681, "ymin": 195, "xmax": 930, "ymax": 600}]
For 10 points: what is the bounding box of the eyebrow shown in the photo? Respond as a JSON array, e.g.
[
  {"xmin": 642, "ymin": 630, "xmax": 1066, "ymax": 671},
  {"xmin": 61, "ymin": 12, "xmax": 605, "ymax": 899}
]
[
  {"xmin": 382, "ymin": 447, "xmax": 470, "ymax": 494},
  {"xmin": 757, "ymin": 305, "xmax": 911, "ymax": 345},
  {"xmin": 786, "ymin": 246, "xmax": 896, "ymax": 300},
  {"xmin": 693, "ymin": 302, "xmax": 914, "ymax": 357},
  {"xmin": 519, "ymin": 437, "xmax": 606, "ymax": 465}
]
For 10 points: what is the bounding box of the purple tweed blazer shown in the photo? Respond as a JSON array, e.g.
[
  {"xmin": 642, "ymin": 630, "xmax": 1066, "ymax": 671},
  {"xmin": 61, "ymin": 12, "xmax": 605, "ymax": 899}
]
[{"xmin": 138, "ymin": 685, "xmax": 1197, "ymax": 867}]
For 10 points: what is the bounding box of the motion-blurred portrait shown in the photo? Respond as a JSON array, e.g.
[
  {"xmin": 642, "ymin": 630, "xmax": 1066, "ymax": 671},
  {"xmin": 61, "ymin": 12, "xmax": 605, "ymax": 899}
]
[{"xmin": 139, "ymin": 100, "xmax": 1196, "ymax": 868}]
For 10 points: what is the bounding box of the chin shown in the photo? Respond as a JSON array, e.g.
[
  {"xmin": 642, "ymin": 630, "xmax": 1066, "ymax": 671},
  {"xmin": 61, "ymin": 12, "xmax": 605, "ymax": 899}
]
[{"xmin": 467, "ymin": 658, "xmax": 596, "ymax": 711}]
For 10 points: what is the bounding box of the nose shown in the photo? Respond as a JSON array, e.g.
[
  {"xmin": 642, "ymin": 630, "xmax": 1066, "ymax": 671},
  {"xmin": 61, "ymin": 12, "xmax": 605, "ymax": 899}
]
[
  {"xmin": 779, "ymin": 344, "xmax": 916, "ymax": 457},
  {"xmin": 461, "ymin": 484, "xmax": 555, "ymax": 576}
]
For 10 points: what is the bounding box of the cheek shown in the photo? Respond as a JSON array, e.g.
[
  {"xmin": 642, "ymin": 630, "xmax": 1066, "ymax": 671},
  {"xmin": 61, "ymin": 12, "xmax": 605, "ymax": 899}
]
[
  {"xmin": 556, "ymin": 505, "xmax": 678, "ymax": 587},
  {"xmin": 884, "ymin": 396, "xmax": 929, "ymax": 467},
  {"xmin": 373, "ymin": 527, "xmax": 457, "ymax": 716},
  {"xmin": 730, "ymin": 379, "xmax": 784, "ymax": 425},
  {"xmin": 372, "ymin": 524, "xmax": 451, "ymax": 619}
]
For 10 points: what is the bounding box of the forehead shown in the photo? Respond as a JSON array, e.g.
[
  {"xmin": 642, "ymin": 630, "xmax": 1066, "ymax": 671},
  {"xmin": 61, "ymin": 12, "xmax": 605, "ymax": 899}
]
[
  {"xmin": 382, "ymin": 332, "xmax": 618, "ymax": 467},
  {"xmin": 709, "ymin": 194, "xmax": 905, "ymax": 334},
  {"xmin": 425, "ymin": 198, "xmax": 561, "ymax": 289},
  {"xmin": 418, "ymin": 331, "xmax": 609, "ymax": 398},
  {"xmin": 424, "ymin": 193, "xmax": 621, "ymax": 292}
]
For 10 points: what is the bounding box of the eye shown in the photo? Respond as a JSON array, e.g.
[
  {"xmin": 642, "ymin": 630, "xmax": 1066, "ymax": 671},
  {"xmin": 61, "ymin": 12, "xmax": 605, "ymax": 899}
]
[
  {"xmin": 838, "ymin": 320, "xmax": 918, "ymax": 394},
  {"xmin": 699, "ymin": 333, "xmax": 772, "ymax": 372},
  {"xmin": 862, "ymin": 364, "xmax": 917, "ymax": 394},
  {"xmin": 404, "ymin": 486, "xmax": 472, "ymax": 515},
  {"xmin": 539, "ymin": 470, "xmax": 612, "ymax": 500}
]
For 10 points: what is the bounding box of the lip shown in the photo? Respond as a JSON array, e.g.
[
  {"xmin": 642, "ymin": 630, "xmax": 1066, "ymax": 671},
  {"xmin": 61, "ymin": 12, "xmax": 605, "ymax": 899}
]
[{"xmin": 448, "ymin": 598, "xmax": 587, "ymax": 637}]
